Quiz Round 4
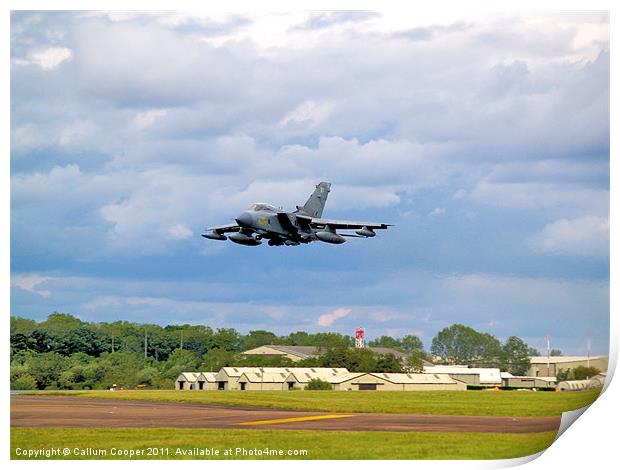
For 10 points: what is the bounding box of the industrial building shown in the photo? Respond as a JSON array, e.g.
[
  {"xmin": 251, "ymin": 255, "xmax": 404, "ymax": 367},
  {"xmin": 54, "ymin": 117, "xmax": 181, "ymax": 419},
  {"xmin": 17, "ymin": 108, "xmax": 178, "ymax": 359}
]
[
  {"xmin": 557, "ymin": 380, "xmax": 593, "ymax": 392},
  {"xmin": 175, "ymin": 372, "xmax": 218, "ymax": 390},
  {"xmin": 589, "ymin": 373, "xmax": 607, "ymax": 389},
  {"xmin": 175, "ymin": 372, "xmax": 204, "ymax": 390},
  {"xmin": 237, "ymin": 371, "xmax": 291, "ymax": 391},
  {"xmin": 177, "ymin": 367, "xmax": 467, "ymax": 392},
  {"xmin": 500, "ymin": 372, "xmax": 557, "ymax": 388},
  {"xmin": 283, "ymin": 368, "xmax": 353, "ymax": 390},
  {"xmin": 528, "ymin": 356, "xmax": 608, "ymax": 377},
  {"xmin": 423, "ymin": 365, "xmax": 501, "ymax": 386},
  {"xmin": 366, "ymin": 373, "xmax": 467, "ymax": 391},
  {"xmin": 215, "ymin": 367, "xmax": 349, "ymax": 391}
]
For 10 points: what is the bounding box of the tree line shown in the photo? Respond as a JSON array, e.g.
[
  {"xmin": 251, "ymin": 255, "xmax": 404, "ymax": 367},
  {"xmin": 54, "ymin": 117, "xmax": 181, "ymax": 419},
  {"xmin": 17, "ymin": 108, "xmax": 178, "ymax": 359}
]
[{"xmin": 11, "ymin": 313, "xmax": 547, "ymax": 390}]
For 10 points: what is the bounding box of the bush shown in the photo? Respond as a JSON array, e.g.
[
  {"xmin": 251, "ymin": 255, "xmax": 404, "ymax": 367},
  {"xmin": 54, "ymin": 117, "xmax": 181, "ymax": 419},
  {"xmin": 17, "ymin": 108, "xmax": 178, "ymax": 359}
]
[
  {"xmin": 306, "ymin": 378, "xmax": 332, "ymax": 390},
  {"xmin": 11, "ymin": 373, "xmax": 37, "ymax": 390}
]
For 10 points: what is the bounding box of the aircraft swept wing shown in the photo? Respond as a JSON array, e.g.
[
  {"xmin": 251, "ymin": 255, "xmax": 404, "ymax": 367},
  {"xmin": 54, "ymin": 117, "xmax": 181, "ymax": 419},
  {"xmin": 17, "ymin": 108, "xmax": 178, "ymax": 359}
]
[
  {"xmin": 295, "ymin": 215, "xmax": 392, "ymax": 231},
  {"xmin": 202, "ymin": 182, "xmax": 393, "ymax": 246}
]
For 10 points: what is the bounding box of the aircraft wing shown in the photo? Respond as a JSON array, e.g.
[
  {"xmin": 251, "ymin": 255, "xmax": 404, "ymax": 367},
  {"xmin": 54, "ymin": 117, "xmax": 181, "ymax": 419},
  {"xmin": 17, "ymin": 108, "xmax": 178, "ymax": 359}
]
[
  {"xmin": 205, "ymin": 223, "xmax": 241, "ymax": 233},
  {"xmin": 296, "ymin": 215, "xmax": 392, "ymax": 230}
]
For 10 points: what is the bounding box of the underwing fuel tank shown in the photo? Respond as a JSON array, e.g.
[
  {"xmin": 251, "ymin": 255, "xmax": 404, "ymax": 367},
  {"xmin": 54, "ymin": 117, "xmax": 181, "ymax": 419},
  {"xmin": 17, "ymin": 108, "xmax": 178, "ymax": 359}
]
[
  {"xmin": 355, "ymin": 226, "xmax": 376, "ymax": 237},
  {"xmin": 315, "ymin": 231, "xmax": 346, "ymax": 244},
  {"xmin": 229, "ymin": 233, "xmax": 262, "ymax": 246},
  {"xmin": 202, "ymin": 231, "xmax": 227, "ymax": 241}
]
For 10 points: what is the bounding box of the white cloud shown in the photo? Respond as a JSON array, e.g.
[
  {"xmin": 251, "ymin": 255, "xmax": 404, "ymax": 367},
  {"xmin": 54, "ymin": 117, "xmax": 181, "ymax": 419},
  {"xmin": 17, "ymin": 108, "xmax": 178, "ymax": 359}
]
[
  {"xmin": 133, "ymin": 109, "xmax": 168, "ymax": 130},
  {"xmin": 531, "ymin": 216, "xmax": 609, "ymax": 257},
  {"xmin": 58, "ymin": 121, "xmax": 96, "ymax": 147},
  {"xmin": 469, "ymin": 181, "xmax": 609, "ymax": 214},
  {"xmin": 11, "ymin": 274, "xmax": 53, "ymax": 297},
  {"xmin": 279, "ymin": 100, "xmax": 335, "ymax": 128},
  {"xmin": 167, "ymin": 223, "xmax": 193, "ymax": 240},
  {"xmin": 19, "ymin": 47, "xmax": 73, "ymax": 70},
  {"xmin": 318, "ymin": 307, "xmax": 352, "ymax": 327},
  {"xmin": 429, "ymin": 207, "xmax": 445, "ymax": 216}
]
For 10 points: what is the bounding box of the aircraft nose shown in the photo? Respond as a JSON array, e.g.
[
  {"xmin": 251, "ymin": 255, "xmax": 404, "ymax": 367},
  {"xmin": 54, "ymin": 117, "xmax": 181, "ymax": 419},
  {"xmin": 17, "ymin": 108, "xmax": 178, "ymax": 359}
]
[{"xmin": 235, "ymin": 212, "xmax": 253, "ymax": 228}]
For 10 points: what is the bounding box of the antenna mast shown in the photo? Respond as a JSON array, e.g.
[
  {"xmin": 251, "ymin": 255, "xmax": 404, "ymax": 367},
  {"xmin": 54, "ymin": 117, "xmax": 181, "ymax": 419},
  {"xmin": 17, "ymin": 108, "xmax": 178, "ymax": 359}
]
[{"xmin": 546, "ymin": 335, "xmax": 551, "ymax": 377}]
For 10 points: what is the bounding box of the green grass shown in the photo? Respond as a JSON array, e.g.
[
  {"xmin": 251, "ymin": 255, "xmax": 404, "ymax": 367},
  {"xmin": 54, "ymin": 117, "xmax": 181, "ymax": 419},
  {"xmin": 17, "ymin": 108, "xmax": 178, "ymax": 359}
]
[
  {"xmin": 11, "ymin": 427, "xmax": 557, "ymax": 460},
  {"xmin": 33, "ymin": 388, "xmax": 601, "ymax": 417}
]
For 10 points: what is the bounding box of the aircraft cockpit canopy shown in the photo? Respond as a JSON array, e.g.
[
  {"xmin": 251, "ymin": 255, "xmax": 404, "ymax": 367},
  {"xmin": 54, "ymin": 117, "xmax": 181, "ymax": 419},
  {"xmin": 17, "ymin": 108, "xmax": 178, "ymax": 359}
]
[{"xmin": 248, "ymin": 203, "xmax": 278, "ymax": 212}]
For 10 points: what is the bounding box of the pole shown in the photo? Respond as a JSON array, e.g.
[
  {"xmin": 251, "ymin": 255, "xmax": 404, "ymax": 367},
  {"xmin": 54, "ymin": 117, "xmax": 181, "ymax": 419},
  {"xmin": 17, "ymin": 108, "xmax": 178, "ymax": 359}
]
[
  {"xmin": 180, "ymin": 330, "xmax": 184, "ymax": 350},
  {"xmin": 144, "ymin": 329, "xmax": 148, "ymax": 359},
  {"xmin": 546, "ymin": 335, "xmax": 551, "ymax": 377}
]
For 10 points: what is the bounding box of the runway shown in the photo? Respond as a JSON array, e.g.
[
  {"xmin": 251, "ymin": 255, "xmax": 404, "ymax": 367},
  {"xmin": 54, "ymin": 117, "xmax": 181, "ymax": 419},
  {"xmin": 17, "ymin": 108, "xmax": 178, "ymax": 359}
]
[{"xmin": 11, "ymin": 396, "xmax": 561, "ymax": 433}]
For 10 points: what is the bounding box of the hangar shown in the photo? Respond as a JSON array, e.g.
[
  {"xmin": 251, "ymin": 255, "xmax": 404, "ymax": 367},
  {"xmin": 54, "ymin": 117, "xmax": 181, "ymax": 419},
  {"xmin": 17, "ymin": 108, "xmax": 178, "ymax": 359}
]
[
  {"xmin": 285, "ymin": 371, "xmax": 368, "ymax": 390},
  {"xmin": 366, "ymin": 373, "xmax": 467, "ymax": 391},
  {"xmin": 175, "ymin": 372, "xmax": 200, "ymax": 390},
  {"xmin": 423, "ymin": 366, "xmax": 501, "ymax": 386},
  {"xmin": 589, "ymin": 373, "xmax": 606, "ymax": 389},
  {"xmin": 557, "ymin": 380, "xmax": 593, "ymax": 392},
  {"xmin": 500, "ymin": 373, "xmax": 556, "ymax": 388},
  {"xmin": 176, "ymin": 372, "xmax": 218, "ymax": 390},
  {"xmin": 283, "ymin": 371, "xmax": 467, "ymax": 391},
  {"xmin": 215, "ymin": 367, "xmax": 349, "ymax": 391},
  {"xmin": 237, "ymin": 371, "xmax": 291, "ymax": 391},
  {"xmin": 528, "ymin": 356, "xmax": 608, "ymax": 377}
]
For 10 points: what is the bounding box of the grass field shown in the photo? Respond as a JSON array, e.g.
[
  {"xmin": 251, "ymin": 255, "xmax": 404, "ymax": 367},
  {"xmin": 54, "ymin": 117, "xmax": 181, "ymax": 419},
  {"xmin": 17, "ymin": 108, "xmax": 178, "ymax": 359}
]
[
  {"xmin": 11, "ymin": 427, "xmax": 557, "ymax": 460},
  {"xmin": 36, "ymin": 388, "xmax": 601, "ymax": 417}
]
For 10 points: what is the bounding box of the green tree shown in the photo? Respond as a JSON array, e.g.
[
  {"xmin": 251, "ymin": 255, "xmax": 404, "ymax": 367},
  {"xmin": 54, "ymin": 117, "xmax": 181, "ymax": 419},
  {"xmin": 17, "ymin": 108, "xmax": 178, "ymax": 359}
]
[
  {"xmin": 25, "ymin": 352, "xmax": 67, "ymax": 389},
  {"xmin": 136, "ymin": 366, "xmax": 161, "ymax": 386},
  {"xmin": 10, "ymin": 316, "xmax": 37, "ymax": 335},
  {"xmin": 401, "ymin": 335, "xmax": 424, "ymax": 354},
  {"xmin": 162, "ymin": 349, "xmax": 200, "ymax": 379},
  {"xmin": 501, "ymin": 336, "xmax": 531, "ymax": 375},
  {"xmin": 550, "ymin": 349, "xmax": 563, "ymax": 357},
  {"xmin": 210, "ymin": 328, "xmax": 242, "ymax": 351},
  {"xmin": 317, "ymin": 346, "xmax": 350, "ymax": 368},
  {"xmin": 346, "ymin": 348, "xmax": 379, "ymax": 372},
  {"xmin": 431, "ymin": 324, "xmax": 502, "ymax": 366},
  {"xmin": 527, "ymin": 347, "xmax": 541, "ymax": 356},
  {"xmin": 240, "ymin": 330, "xmax": 278, "ymax": 351},
  {"xmin": 201, "ymin": 349, "xmax": 238, "ymax": 371},
  {"xmin": 405, "ymin": 352, "xmax": 425, "ymax": 372},
  {"xmin": 375, "ymin": 353, "xmax": 404, "ymax": 373},
  {"xmin": 572, "ymin": 366, "xmax": 600, "ymax": 380},
  {"xmin": 281, "ymin": 331, "xmax": 311, "ymax": 345},
  {"xmin": 306, "ymin": 378, "xmax": 332, "ymax": 390},
  {"xmin": 11, "ymin": 373, "xmax": 37, "ymax": 390},
  {"xmin": 368, "ymin": 336, "xmax": 402, "ymax": 349}
]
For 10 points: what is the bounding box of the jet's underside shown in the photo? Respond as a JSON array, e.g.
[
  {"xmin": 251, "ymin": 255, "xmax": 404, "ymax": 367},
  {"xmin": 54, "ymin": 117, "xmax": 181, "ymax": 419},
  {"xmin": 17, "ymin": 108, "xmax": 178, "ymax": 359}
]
[{"xmin": 202, "ymin": 182, "xmax": 392, "ymax": 247}]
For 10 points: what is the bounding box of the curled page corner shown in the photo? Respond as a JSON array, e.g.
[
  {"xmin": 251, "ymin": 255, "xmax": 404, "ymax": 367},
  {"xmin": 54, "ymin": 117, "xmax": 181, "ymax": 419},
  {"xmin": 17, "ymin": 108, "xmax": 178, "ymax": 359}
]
[{"xmin": 555, "ymin": 404, "xmax": 590, "ymax": 440}]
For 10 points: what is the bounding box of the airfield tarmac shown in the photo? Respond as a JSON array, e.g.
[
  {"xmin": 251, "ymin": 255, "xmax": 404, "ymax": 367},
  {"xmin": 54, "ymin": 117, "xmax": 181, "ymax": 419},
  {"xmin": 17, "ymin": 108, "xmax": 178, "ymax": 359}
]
[{"xmin": 11, "ymin": 396, "xmax": 560, "ymax": 433}]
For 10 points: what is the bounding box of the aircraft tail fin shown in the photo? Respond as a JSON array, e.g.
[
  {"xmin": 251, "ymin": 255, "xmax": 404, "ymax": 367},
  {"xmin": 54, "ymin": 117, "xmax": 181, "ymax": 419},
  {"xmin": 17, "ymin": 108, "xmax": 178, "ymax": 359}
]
[{"xmin": 297, "ymin": 182, "xmax": 331, "ymax": 217}]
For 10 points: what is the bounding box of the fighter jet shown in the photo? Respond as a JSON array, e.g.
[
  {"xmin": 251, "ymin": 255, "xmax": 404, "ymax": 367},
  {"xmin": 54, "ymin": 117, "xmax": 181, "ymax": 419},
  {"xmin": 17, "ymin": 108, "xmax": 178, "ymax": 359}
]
[{"xmin": 202, "ymin": 182, "xmax": 392, "ymax": 246}]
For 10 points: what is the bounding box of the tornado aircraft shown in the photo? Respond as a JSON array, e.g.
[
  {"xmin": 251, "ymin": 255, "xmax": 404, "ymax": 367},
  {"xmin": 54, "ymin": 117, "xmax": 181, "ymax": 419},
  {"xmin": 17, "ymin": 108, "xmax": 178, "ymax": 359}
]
[{"xmin": 202, "ymin": 182, "xmax": 392, "ymax": 246}]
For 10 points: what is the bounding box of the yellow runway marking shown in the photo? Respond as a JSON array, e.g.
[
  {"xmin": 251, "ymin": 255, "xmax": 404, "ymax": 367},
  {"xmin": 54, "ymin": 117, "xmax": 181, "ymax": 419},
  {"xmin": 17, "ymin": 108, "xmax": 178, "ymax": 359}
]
[{"xmin": 239, "ymin": 414, "xmax": 355, "ymax": 426}]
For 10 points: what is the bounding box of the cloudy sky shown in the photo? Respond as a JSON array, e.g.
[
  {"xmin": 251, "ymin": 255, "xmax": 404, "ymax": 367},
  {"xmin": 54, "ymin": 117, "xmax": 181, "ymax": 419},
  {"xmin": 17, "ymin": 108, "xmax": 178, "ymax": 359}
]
[{"xmin": 10, "ymin": 11, "xmax": 610, "ymax": 354}]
